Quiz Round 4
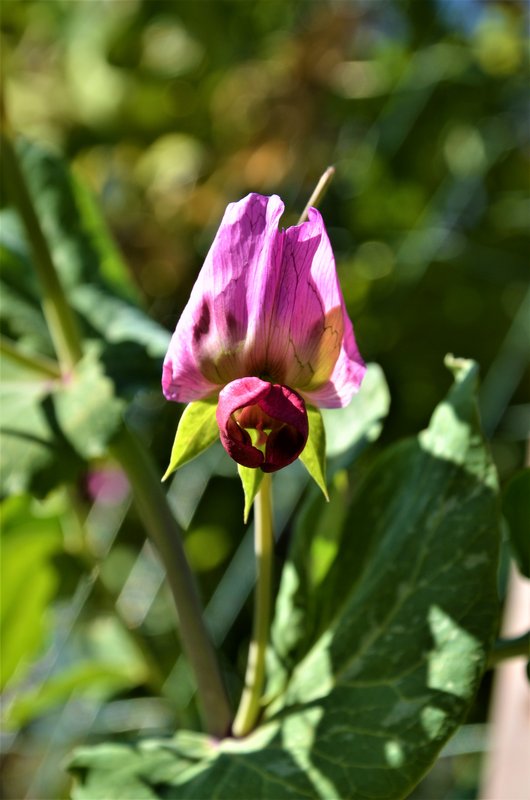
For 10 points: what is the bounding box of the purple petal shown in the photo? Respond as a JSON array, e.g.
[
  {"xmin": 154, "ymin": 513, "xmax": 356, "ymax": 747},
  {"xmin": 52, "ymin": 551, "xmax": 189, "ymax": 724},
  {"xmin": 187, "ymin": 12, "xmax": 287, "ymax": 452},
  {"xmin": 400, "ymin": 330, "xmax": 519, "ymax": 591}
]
[
  {"xmin": 265, "ymin": 207, "xmax": 366, "ymax": 407},
  {"xmin": 216, "ymin": 377, "xmax": 308, "ymax": 473},
  {"xmin": 162, "ymin": 195, "xmax": 365, "ymax": 408},
  {"xmin": 162, "ymin": 194, "xmax": 284, "ymax": 402}
]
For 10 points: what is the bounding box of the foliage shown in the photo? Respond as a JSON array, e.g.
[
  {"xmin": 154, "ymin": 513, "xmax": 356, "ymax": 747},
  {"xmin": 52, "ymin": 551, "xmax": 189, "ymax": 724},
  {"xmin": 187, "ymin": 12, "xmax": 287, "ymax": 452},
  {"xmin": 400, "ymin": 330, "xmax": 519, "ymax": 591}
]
[
  {"xmin": 70, "ymin": 359, "xmax": 500, "ymax": 799},
  {"xmin": 1, "ymin": 1, "xmax": 528, "ymax": 798}
]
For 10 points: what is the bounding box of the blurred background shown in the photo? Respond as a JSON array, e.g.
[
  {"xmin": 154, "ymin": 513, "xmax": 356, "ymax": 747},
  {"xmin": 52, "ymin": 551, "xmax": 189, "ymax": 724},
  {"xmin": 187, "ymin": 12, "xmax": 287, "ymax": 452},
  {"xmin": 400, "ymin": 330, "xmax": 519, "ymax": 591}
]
[{"xmin": 1, "ymin": 0, "xmax": 528, "ymax": 797}]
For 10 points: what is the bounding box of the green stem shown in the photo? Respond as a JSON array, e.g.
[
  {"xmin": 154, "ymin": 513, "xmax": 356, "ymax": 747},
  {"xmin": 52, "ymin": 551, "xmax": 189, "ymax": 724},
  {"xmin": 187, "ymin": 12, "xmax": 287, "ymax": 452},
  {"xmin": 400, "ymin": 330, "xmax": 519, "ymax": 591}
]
[
  {"xmin": 298, "ymin": 166, "xmax": 336, "ymax": 224},
  {"xmin": 0, "ymin": 335, "xmax": 61, "ymax": 378},
  {"xmin": 110, "ymin": 426, "xmax": 232, "ymax": 737},
  {"xmin": 1, "ymin": 132, "xmax": 83, "ymax": 371},
  {"xmin": 232, "ymin": 473, "xmax": 274, "ymax": 737},
  {"xmin": 487, "ymin": 632, "xmax": 530, "ymax": 668}
]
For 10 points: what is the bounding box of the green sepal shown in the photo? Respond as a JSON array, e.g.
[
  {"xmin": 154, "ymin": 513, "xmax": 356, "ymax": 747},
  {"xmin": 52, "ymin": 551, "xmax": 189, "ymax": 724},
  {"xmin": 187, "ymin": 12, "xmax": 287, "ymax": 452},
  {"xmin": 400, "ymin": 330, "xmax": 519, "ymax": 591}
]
[
  {"xmin": 238, "ymin": 465, "xmax": 264, "ymax": 523},
  {"xmin": 299, "ymin": 405, "xmax": 328, "ymax": 500},
  {"xmin": 162, "ymin": 399, "xmax": 219, "ymax": 481}
]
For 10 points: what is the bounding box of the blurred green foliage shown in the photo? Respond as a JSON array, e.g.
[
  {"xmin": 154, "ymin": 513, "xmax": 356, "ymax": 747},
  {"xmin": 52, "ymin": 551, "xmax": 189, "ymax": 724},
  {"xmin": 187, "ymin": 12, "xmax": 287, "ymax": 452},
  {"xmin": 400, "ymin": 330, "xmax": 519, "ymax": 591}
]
[{"xmin": 1, "ymin": 0, "xmax": 528, "ymax": 797}]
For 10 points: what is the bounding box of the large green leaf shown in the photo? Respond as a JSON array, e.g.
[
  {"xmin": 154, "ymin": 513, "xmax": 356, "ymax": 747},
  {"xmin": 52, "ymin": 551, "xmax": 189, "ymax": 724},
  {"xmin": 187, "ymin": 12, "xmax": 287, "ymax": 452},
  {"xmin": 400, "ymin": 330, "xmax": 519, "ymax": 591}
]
[{"xmin": 69, "ymin": 357, "xmax": 500, "ymax": 799}]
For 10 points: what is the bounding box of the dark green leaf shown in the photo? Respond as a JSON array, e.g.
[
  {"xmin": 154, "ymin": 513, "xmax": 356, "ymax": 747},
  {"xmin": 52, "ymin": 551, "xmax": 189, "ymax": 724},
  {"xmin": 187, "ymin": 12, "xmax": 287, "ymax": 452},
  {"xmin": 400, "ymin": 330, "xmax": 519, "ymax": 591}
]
[
  {"xmin": 299, "ymin": 406, "xmax": 328, "ymax": 499},
  {"xmin": 502, "ymin": 468, "xmax": 530, "ymax": 577},
  {"xmin": 162, "ymin": 399, "xmax": 219, "ymax": 480}
]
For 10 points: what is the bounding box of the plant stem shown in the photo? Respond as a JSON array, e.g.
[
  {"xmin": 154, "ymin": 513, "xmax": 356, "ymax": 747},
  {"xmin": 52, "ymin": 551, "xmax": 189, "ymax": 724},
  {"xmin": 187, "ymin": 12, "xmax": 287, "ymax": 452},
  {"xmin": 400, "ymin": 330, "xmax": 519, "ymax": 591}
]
[
  {"xmin": 110, "ymin": 426, "xmax": 232, "ymax": 737},
  {"xmin": 1, "ymin": 132, "xmax": 83, "ymax": 371},
  {"xmin": 0, "ymin": 335, "xmax": 61, "ymax": 378},
  {"xmin": 298, "ymin": 166, "xmax": 336, "ymax": 224},
  {"xmin": 487, "ymin": 632, "xmax": 530, "ymax": 668},
  {"xmin": 232, "ymin": 473, "xmax": 274, "ymax": 737}
]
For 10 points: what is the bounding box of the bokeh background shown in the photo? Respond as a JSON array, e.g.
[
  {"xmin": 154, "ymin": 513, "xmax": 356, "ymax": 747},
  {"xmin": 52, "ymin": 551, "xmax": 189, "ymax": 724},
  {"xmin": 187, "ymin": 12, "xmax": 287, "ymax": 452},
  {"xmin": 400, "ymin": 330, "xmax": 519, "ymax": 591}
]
[{"xmin": 1, "ymin": 0, "xmax": 528, "ymax": 798}]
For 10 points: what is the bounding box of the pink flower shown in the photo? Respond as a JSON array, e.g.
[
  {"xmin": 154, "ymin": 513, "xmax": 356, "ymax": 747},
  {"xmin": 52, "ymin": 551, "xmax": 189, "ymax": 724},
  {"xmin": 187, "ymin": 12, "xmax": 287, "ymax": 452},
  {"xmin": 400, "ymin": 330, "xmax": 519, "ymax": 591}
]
[{"xmin": 162, "ymin": 194, "xmax": 365, "ymax": 472}]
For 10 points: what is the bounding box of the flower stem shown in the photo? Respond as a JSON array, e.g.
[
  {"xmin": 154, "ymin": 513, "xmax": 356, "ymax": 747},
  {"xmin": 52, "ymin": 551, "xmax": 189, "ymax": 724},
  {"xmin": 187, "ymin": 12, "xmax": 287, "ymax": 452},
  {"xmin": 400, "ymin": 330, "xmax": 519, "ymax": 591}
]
[
  {"xmin": 298, "ymin": 166, "xmax": 336, "ymax": 224},
  {"xmin": 232, "ymin": 473, "xmax": 274, "ymax": 737},
  {"xmin": 487, "ymin": 632, "xmax": 530, "ymax": 668},
  {"xmin": 0, "ymin": 335, "xmax": 61, "ymax": 378}
]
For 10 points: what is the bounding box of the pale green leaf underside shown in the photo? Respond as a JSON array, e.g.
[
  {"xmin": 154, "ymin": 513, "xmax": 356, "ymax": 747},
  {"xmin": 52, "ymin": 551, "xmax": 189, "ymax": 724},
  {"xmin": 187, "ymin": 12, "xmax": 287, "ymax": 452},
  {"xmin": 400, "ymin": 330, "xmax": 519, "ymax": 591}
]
[
  {"xmin": 69, "ymin": 358, "xmax": 500, "ymax": 799},
  {"xmin": 299, "ymin": 406, "xmax": 328, "ymax": 500},
  {"xmin": 238, "ymin": 465, "xmax": 264, "ymax": 523},
  {"xmin": 162, "ymin": 399, "xmax": 219, "ymax": 481}
]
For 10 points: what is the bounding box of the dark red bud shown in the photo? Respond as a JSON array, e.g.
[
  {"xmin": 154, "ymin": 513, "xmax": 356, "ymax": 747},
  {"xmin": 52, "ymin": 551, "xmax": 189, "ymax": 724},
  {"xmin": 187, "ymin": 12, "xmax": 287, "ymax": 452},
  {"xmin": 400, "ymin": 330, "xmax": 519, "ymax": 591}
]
[{"xmin": 216, "ymin": 377, "xmax": 308, "ymax": 473}]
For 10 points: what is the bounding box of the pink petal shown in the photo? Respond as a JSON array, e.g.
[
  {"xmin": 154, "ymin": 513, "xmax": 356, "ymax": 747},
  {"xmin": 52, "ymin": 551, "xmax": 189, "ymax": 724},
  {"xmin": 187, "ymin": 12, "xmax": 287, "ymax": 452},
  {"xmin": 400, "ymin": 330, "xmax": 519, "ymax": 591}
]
[
  {"xmin": 265, "ymin": 207, "xmax": 366, "ymax": 407},
  {"xmin": 216, "ymin": 377, "xmax": 308, "ymax": 473},
  {"xmin": 302, "ymin": 314, "xmax": 366, "ymax": 408},
  {"xmin": 162, "ymin": 194, "xmax": 285, "ymax": 402},
  {"xmin": 162, "ymin": 195, "xmax": 365, "ymax": 408}
]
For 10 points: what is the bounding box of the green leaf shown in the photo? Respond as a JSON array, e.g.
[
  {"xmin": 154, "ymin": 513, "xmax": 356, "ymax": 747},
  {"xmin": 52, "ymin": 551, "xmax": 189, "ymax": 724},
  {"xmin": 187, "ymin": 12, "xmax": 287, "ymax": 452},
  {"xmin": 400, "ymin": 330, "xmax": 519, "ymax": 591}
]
[
  {"xmin": 1, "ymin": 142, "xmax": 172, "ymax": 401},
  {"xmin": 5, "ymin": 662, "xmax": 145, "ymax": 729},
  {"xmin": 0, "ymin": 342, "xmax": 123, "ymax": 493},
  {"xmin": 0, "ymin": 356, "xmax": 83, "ymax": 496},
  {"xmin": 0, "ymin": 495, "xmax": 62, "ymax": 689},
  {"xmin": 237, "ymin": 465, "xmax": 264, "ymax": 523},
  {"xmin": 321, "ymin": 362, "xmax": 390, "ymax": 460},
  {"xmin": 54, "ymin": 346, "xmax": 125, "ymax": 459},
  {"xmin": 162, "ymin": 399, "xmax": 219, "ymax": 481},
  {"xmin": 69, "ymin": 357, "xmax": 501, "ymax": 799},
  {"xmin": 299, "ymin": 406, "xmax": 328, "ymax": 499},
  {"xmin": 16, "ymin": 139, "xmax": 135, "ymax": 297},
  {"xmin": 502, "ymin": 468, "xmax": 530, "ymax": 577},
  {"xmin": 268, "ymin": 470, "xmax": 350, "ymax": 687}
]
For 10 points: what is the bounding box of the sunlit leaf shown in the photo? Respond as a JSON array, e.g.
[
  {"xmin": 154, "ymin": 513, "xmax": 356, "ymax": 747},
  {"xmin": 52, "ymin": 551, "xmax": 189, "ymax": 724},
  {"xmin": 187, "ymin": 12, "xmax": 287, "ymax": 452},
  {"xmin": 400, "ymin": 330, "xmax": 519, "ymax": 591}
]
[
  {"xmin": 299, "ymin": 406, "xmax": 328, "ymax": 499},
  {"xmin": 162, "ymin": 399, "xmax": 219, "ymax": 480},
  {"xmin": 237, "ymin": 464, "xmax": 264, "ymax": 523},
  {"xmin": 0, "ymin": 496, "xmax": 62, "ymax": 690}
]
